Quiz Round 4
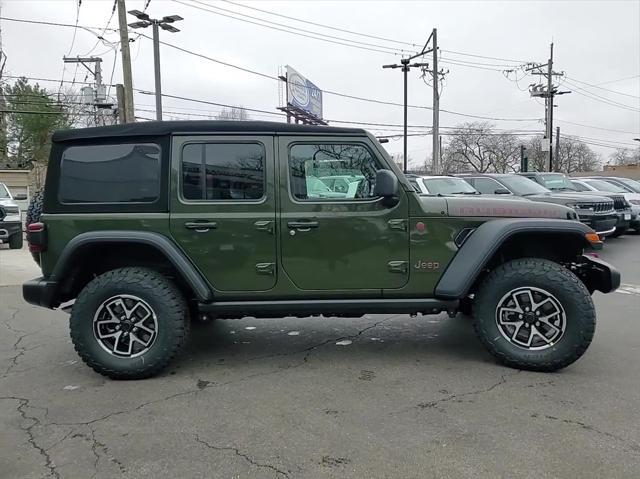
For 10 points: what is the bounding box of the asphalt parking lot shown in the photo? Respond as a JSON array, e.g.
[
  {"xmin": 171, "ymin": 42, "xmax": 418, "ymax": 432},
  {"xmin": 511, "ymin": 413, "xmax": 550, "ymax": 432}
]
[{"xmin": 1, "ymin": 239, "xmax": 639, "ymax": 479}]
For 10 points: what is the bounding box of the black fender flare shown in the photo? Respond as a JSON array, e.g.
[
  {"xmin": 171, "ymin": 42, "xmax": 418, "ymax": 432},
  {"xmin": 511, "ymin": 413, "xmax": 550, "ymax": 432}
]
[
  {"xmin": 434, "ymin": 218, "xmax": 595, "ymax": 299},
  {"xmin": 50, "ymin": 230, "xmax": 213, "ymax": 302}
]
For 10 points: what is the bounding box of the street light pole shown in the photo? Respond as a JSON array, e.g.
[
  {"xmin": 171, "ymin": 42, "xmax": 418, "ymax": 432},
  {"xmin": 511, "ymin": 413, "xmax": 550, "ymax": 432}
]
[
  {"xmin": 128, "ymin": 10, "xmax": 182, "ymax": 121},
  {"xmin": 151, "ymin": 21, "xmax": 162, "ymax": 120},
  {"xmin": 383, "ymin": 57, "xmax": 429, "ymax": 173}
]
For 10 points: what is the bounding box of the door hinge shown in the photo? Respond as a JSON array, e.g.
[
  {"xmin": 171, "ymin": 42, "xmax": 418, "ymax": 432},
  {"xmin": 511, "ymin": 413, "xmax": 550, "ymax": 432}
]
[
  {"xmin": 388, "ymin": 261, "xmax": 408, "ymax": 274},
  {"xmin": 255, "ymin": 262, "xmax": 276, "ymax": 276},
  {"xmin": 254, "ymin": 220, "xmax": 274, "ymax": 234},
  {"xmin": 388, "ymin": 219, "xmax": 407, "ymax": 231}
]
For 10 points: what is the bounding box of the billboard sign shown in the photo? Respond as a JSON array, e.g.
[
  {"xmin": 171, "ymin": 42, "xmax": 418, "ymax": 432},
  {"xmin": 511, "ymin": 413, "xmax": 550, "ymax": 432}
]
[{"xmin": 286, "ymin": 65, "xmax": 323, "ymax": 120}]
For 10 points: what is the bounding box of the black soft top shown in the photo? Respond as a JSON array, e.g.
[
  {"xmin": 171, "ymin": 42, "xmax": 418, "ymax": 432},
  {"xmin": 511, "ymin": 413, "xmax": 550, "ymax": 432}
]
[{"xmin": 52, "ymin": 120, "xmax": 367, "ymax": 142}]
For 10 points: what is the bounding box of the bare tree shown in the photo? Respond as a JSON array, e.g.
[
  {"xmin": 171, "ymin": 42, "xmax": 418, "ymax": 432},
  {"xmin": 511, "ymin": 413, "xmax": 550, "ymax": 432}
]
[
  {"xmin": 215, "ymin": 107, "xmax": 250, "ymax": 121},
  {"xmin": 609, "ymin": 147, "xmax": 640, "ymax": 166},
  {"xmin": 526, "ymin": 136, "xmax": 601, "ymax": 173},
  {"xmin": 441, "ymin": 122, "xmax": 520, "ymax": 173}
]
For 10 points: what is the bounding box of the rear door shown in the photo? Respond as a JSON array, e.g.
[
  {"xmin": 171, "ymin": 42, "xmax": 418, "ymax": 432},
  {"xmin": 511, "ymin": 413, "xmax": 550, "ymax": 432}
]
[
  {"xmin": 169, "ymin": 135, "xmax": 277, "ymax": 292},
  {"xmin": 278, "ymin": 136, "xmax": 410, "ymax": 291}
]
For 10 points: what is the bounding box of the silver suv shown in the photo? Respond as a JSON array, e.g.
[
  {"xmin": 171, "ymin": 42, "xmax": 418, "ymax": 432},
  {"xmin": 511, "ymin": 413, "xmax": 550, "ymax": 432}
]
[{"xmin": 0, "ymin": 182, "xmax": 24, "ymax": 249}]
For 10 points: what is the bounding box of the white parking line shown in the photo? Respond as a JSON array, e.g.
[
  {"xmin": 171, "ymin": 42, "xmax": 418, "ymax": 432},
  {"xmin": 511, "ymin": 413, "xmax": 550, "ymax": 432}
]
[{"xmin": 615, "ymin": 284, "xmax": 640, "ymax": 296}]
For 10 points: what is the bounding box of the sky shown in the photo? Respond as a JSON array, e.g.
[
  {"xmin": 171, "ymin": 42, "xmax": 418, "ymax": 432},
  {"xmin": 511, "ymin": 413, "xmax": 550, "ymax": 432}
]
[{"xmin": 1, "ymin": 0, "xmax": 639, "ymax": 168}]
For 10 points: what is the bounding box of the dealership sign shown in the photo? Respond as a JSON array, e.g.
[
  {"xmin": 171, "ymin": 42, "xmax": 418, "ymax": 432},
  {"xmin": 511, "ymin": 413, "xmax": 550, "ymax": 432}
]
[{"xmin": 286, "ymin": 65, "xmax": 323, "ymax": 120}]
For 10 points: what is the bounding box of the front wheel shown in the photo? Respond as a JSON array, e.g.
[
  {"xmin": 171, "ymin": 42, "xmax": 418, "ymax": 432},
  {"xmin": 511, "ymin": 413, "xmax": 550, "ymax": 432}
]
[
  {"xmin": 70, "ymin": 267, "xmax": 190, "ymax": 379},
  {"xmin": 473, "ymin": 258, "xmax": 595, "ymax": 372},
  {"xmin": 8, "ymin": 232, "xmax": 23, "ymax": 249}
]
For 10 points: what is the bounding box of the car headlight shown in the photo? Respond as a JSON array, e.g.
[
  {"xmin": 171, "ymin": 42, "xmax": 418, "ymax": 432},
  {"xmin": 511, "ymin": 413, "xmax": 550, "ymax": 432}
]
[{"xmin": 629, "ymin": 199, "xmax": 640, "ymax": 205}]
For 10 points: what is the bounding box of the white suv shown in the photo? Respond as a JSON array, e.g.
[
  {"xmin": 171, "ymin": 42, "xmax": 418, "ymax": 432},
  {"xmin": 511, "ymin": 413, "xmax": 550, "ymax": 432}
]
[{"xmin": 0, "ymin": 182, "xmax": 24, "ymax": 249}]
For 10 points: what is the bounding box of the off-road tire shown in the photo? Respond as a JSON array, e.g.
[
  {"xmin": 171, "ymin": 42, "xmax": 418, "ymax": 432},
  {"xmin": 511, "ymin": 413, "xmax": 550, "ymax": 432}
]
[
  {"xmin": 70, "ymin": 267, "xmax": 190, "ymax": 379},
  {"xmin": 8, "ymin": 232, "xmax": 23, "ymax": 249},
  {"xmin": 473, "ymin": 258, "xmax": 595, "ymax": 372},
  {"xmin": 25, "ymin": 190, "xmax": 43, "ymax": 263}
]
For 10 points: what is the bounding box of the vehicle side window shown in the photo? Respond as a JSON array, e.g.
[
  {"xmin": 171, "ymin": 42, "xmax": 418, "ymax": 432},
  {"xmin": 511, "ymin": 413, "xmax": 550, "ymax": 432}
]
[
  {"xmin": 59, "ymin": 143, "xmax": 160, "ymax": 203},
  {"xmin": 289, "ymin": 143, "xmax": 380, "ymax": 201},
  {"xmin": 181, "ymin": 143, "xmax": 265, "ymax": 201},
  {"xmin": 472, "ymin": 177, "xmax": 503, "ymax": 194}
]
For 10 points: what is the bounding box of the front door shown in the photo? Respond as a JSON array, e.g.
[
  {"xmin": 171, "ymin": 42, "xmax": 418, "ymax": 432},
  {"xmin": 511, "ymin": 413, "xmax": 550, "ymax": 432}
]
[
  {"xmin": 278, "ymin": 137, "xmax": 409, "ymax": 291},
  {"xmin": 170, "ymin": 135, "xmax": 277, "ymax": 292}
]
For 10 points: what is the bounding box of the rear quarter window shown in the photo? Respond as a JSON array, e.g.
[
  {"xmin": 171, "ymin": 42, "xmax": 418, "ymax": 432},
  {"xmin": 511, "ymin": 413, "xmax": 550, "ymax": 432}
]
[{"xmin": 59, "ymin": 143, "xmax": 161, "ymax": 204}]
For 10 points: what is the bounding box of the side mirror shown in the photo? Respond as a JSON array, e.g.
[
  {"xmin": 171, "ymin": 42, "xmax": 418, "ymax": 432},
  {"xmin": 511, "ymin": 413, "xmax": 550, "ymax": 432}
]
[
  {"xmin": 374, "ymin": 169, "xmax": 399, "ymax": 206},
  {"xmin": 13, "ymin": 193, "xmax": 27, "ymax": 201},
  {"xmin": 494, "ymin": 188, "xmax": 511, "ymax": 195}
]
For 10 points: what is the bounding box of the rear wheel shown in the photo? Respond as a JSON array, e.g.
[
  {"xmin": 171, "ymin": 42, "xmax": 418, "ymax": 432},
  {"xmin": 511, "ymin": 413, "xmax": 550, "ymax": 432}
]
[
  {"xmin": 70, "ymin": 267, "xmax": 190, "ymax": 379},
  {"xmin": 8, "ymin": 232, "xmax": 23, "ymax": 249},
  {"xmin": 25, "ymin": 190, "xmax": 43, "ymax": 263},
  {"xmin": 473, "ymin": 258, "xmax": 595, "ymax": 372}
]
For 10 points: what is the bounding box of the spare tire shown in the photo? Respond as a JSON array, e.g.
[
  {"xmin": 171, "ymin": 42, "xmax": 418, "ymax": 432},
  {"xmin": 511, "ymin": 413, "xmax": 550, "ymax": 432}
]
[{"xmin": 25, "ymin": 189, "xmax": 44, "ymax": 265}]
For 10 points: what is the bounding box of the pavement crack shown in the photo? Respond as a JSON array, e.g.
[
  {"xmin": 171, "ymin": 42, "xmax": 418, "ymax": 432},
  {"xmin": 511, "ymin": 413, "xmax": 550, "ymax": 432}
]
[
  {"xmin": 1, "ymin": 396, "xmax": 59, "ymax": 478},
  {"xmin": 534, "ymin": 413, "xmax": 640, "ymax": 454},
  {"xmin": 417, "ymin": 371, "xmax": 520, "ymax": 411},
  {"xmin": 194, "ymin": 434, "xmax": 289, "ymax": 478}
]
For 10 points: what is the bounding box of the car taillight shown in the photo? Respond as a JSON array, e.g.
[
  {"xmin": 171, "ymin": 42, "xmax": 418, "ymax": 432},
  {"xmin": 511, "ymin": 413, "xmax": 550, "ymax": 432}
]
[{"xmin": 27, "ymin": 222, "xmax": 47, "ymax": 253}]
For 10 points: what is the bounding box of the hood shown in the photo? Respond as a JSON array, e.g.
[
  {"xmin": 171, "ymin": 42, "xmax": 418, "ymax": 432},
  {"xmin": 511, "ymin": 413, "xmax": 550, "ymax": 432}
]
[
  {"xmin": 0, "ymin": 198, "xmax": 18, "ymax": 207},
  {"xmin": 527, "ymin": 192, "xmax": 612, "ymax": 204},
  {"xmin": 435, "ymin": 196, "xmax": 575, "ymax": 219}
]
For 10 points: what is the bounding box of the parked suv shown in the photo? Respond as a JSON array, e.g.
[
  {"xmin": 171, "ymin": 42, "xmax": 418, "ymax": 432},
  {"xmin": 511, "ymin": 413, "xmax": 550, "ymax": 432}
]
[
  {"xmin": 520, "ymin": 172, "xmax": 632, "ymax": 237},
  {"xmin": 0, "ymin": 182, "xmax": 24, "ymax": 249},
  {"xmin": 24, "ymin": 121, "xmax": 619, "ymax": 379},
  {"xmin": 459, "ymin": 173, "xmax": 618, "ymax": 237},
  {"xmin": 571, "ymin": 178, "xmax": 640, "ymax": 233}
]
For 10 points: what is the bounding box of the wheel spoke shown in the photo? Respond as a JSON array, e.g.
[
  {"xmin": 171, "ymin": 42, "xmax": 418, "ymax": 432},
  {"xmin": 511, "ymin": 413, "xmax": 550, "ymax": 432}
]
[
  {"xmin": 496, "ymin": 286, "xmax": 566, "ymax": 351},
  {"xmin": 130, "ymin": 332, "xmax": 153, "ymax": 347},
  {"xmin": 93, "ymin": 294, "xmax": 158, "ymax": 358}
]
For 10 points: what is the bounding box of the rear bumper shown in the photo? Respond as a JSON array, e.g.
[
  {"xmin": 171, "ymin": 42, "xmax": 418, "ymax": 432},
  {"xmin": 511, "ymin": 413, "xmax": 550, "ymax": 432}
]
[{"xmin": 23, "ymin": 277, "xmax": 59, "ymax": 309}]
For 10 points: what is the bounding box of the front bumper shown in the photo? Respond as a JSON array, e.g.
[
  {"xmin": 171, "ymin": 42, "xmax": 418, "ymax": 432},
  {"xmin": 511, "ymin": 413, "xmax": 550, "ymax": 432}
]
[
  {"xmin": 578, "ymin": 214, "xmax": 618, "ymax": 237},
  {"xmin": 0, "ymin": 221, "xmax": 22, "ymax": 241},
  {"xmin": 615, "ymin": 209, "xmax": 632, "ymax": 230},
  {"xmin": 23, "ymin": 277, "xmax": 59, "ymax": 309},
  {"xmin": 578, "ymin": 254, "xmax": 621, "ymax": 294}
]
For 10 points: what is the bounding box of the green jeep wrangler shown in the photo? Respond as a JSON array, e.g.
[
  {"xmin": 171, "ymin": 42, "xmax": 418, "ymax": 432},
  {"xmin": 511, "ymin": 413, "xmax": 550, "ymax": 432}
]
[{"xmin": 23, "ymin": 121, "xmax": 620, "ymax": 379}]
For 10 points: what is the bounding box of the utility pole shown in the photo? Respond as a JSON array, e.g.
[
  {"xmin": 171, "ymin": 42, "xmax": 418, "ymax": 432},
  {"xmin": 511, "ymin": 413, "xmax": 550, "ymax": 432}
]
[
  {"xmin": 116, "ymin": 0, "xmax": 135, "ymax": 123},
  {"xmin": 527, "ymin": 42, "xmax": 570, "ymax": 172},
  {"xmin": 432, "ymin": 28, "xmax": 440, "ymax": 174},
  {"xmin": 383, "ymin": 32, "xmax": 434, "ymax": 173},
  {"xmin": 555, "ymin": 126, "xmax": 560, "ymax": 172},
  {"xmin": 520, "ymin": 145, "xmax": 528, "ymax": 172},
  {"xmin": 116, "ymin": 84, "xmax": 126, "ymax": 124},
  {"xmin": 128, "ymin": 10, "xmax": 183, "ymax": 121},
  {"xmin": 547, "ymin": 43, "xmax": 553, "ymax": 171}
]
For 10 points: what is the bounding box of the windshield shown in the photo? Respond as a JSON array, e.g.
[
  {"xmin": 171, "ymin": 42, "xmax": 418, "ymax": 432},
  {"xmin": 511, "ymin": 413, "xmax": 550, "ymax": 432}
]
[
  {"xmin": 499, "ymin": 176, "xmax": 551, "ymax": 195},
  {"xmin": 0, "ymin": 183, "xmax": 11, "ymax": 199},
  {"xmin": 538, "ymin": 174, "xmax": 576, "ymax": 191},
  {"xmin": 584, "ymin": 179, "xmax": 627, "ymax": 193},
  {"xmin": 614, "ymin": 177, "xmax": 640, "ymax": 193},
  {"xmin": 421, "ymin": 177, "xmax": 478, "ymax": 195}
]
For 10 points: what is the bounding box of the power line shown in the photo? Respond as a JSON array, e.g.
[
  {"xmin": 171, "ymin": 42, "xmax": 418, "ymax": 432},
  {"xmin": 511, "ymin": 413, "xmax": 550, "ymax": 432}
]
[
  {"xmin": 596, "ymin": 74, "xmax": 640, "ymax": 86},
  {"xmin": 564, "ymin": 76, "xmax": 640, "ymax": 100},
  {"xmin": 556, "ymin": 119, "xmax": 639, "ymax": 135},
  {"xmin": 83, "ymin": 0, "xmax": 118, "ymax": 56},
  {"xmin": 3, "ymin": 15, "xmax": 541, "ymax": 122},
  {"xmin": 563, "ymin": 79, "xmax": 640, "ymax": 112},
  {"xmin": 65, "ymin": 0, "xmax": 82, "ymax": 56},
  {"xmin": 219, "ymin": 0, "xmax": 420, "ymax": 48},
  {"xmin": 172, "ymin": 0, "xmax": 405, "ymax": 56},
  {"xmin": 440, "ymin": 49, "xmax": 527, "ymax": 64}
]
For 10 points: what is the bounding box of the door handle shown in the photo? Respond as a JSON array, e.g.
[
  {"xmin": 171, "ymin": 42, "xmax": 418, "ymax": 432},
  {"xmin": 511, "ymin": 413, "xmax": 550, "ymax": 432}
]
[
  {"xmin": 287, "ymin": 221, "xmax": 319, "ymax": 231},
  {"xmin": 185, "ymin": 221, "xmax": 218, "ymax": 232}
]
